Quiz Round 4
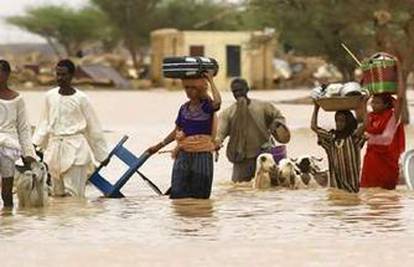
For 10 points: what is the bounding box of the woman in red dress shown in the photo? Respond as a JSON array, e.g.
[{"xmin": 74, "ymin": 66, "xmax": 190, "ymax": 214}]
[{"xmin": 360, "ymin": 62, "xmax": 406, "ymax": 190}]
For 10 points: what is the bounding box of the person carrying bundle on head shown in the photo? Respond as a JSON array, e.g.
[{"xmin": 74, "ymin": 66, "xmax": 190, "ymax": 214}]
[
  {"xmin": 146, "ymin": 71, "xmax": 221, "ymax": 199},
  {"xmin": 311, "ymin": 97, "xmax": 368, "ymax": 193},
  {"xmin": 360, "ymin": 58, "xmax": 406, "ymax": 190}
]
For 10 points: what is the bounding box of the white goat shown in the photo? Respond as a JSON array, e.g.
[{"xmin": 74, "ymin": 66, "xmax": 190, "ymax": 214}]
[
  {"xmin": 253, "ymin": 153, "xmax": 278, "ymax": 189},
  {"xmin": 278, "ymin": 158, "xmax": 306, "ymax": 189},
  {"xmin": 15, "ymin": 161, "xmax": 48, "ymax": 208}
]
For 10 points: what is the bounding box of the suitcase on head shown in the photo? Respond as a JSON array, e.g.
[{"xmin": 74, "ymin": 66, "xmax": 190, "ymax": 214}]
[{"xmin": 162, "ymin": 56, "xmax": 219, "ymax": 79}]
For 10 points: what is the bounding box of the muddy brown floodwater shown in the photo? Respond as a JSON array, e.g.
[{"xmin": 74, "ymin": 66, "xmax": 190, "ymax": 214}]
[{"xmin": 1, "ymin": 89, "xmax": 414, "ymax": 266}]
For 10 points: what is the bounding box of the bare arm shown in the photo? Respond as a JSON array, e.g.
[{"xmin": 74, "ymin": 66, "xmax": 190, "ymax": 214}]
[
  {"xmin": 204, "ymin": 72, "xmax": 221, "ymax": 110},
  {"xmin": 162, "ymin": 126, "xmax": 178, "ymax": 146},
  {"xmin": 311, "ymin": 102, "xmax": 320, "ymax": 133},
  {"xmin": 215, "ymin": 109, "xmax": 230, "ymax": 146},
  {"xmin": 354, "ymin": 96, "xmax": 368, "ymax": 137},
  {"xmin": 394, "ymin": 59, "xmax": 406, "ymax": 122},
  {"xmin": 310, "ymin": 102, "xmax": 332, "ymax": 150},
  {"xmin": 147, "ymin": 126, "xmax": 178, "ymax": 154}
]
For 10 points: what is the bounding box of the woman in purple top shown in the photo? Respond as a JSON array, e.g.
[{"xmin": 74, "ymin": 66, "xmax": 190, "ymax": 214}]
[
  {"xmin": 147, "ymin": 73, "xmax": 221, "ymax": 199},
  {"xmin": 175, "ymin": 98, "xmax": 217, "ymax": 136}
]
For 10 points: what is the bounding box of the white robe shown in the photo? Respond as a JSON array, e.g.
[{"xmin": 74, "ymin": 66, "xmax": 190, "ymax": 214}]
[
  {"xmin": 33, "ymin": 88, "xmax": 108, "ymax": 196},
  {"xmin": 0, "ymin": 96, "xmax": 36, "ymax": 161}
]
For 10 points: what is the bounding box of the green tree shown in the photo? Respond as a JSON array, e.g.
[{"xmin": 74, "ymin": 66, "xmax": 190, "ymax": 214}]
[
  {"xmin": 251, "ymin": 0, "xmax": 412, "ymax": 123},
  {"xmin": 366, "ymin": 0, "xmax": 414, "ymax": 124},
  {"xmin": 250, "ymin": 0, "xmax": 372, "ymax": 80},
  {"xmin": 91, "ymin": 0, "xmax": 160, "ymax": 72},
  {"xmin": 154, "ymin": 0, "xmax": 248, "ymax": 31},
  {"xmin": 7, "ymin": 5, "xmax": 108, "ymax": 57}
]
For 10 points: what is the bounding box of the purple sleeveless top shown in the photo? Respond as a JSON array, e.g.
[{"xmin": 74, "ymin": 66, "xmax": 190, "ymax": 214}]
[{"xmin": 175, "ymin": 99, "xmax": 218, "ymax": 136}]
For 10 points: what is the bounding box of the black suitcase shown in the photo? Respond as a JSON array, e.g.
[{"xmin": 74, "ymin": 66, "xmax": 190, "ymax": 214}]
[{"xmin": 162, "ymin": 56, "xmax": 219, "ymax": 79}]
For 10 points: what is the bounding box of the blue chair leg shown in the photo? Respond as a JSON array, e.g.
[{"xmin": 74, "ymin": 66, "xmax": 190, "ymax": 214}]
[{"xmin": 88, "ymin": 135, "xmax": 152, "ymax": 198}]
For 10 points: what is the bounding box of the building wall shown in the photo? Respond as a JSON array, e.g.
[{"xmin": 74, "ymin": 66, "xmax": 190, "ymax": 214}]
[
  {"xmin": 249, "ymin": 34, "xmax": 277, "ymax": 89},
  {"xmin": 150, "ymin": 29, "xmax": 184, "ymax": 88},
  {"xmin": 182, "ymin": 31, "xmax": 252, "ymax": 90},
  {"xmin": 151, "ymin": 29, "xmax": 276, "ymax": 90}
]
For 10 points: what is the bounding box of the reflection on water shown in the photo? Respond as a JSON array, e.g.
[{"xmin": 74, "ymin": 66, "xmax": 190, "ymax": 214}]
[
  {"xmin": 171, "ymin": 199, "xmax": 215, "ymax": 218},
  {"xmin": 168, "ymin": 199, "xmax": 218, "ymax": 240},
  {"xmin": 1, "ymin": 90, "xmax": 414, "ymax": 265},
  {"xmin": 324, "ymin": 188, "xmax": 406, "ymax": 236}
]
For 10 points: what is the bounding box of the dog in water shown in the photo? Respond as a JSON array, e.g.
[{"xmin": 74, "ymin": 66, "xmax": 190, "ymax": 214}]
[
  {"xmin": 15, "ymin": 161, "xmax": 48, "ymax": 208},
  {"xmin": 253, "ymin": 153, "xmax": 278, "ymax": 189}
]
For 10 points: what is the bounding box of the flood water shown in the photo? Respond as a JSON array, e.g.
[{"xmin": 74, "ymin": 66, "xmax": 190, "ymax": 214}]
[{"xmin": 1, "ymin": 89, "xmax": 414, "ymax": 266}]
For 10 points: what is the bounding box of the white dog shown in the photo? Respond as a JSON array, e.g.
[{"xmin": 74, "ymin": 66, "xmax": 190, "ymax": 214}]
[
  {"xmin": 253, "ymin": 153, "xmax": 278, "ymax": 189},
  {"xmin": 15, "ymin": 161, "xmax": 48, "ymax": 208},
  {"xmin": 278, "ymin": 158, "xmax": 307, "ymax": 189}
]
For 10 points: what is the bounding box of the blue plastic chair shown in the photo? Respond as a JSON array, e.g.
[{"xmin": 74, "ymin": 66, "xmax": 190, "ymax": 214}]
[{"xmin": 89, "ymin": 135, "xmax": 151, "ymax": 198}]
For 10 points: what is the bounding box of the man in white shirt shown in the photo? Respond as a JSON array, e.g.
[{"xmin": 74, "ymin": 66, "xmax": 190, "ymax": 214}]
[
  {"xmin": 33, "ymin": 59, "xmax": 108, "ymax": 197},
  {"xmin": 0, "ymin": 60, "xmax": 36, "ymax": 207}
]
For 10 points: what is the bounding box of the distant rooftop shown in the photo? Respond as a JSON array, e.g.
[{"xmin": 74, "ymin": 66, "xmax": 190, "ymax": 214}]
[{"xmin": 0, "ymin": 43, "xmax": 60, "ymax": 58}]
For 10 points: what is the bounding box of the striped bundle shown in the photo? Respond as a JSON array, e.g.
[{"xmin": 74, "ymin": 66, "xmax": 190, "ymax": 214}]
[
  {"xmin": 361, "ymin": 52, "xmax": 398, "ymax": 95},
  {"xmin": 162, "ymin": 56, "xmax": 219, "ymax": 79}
]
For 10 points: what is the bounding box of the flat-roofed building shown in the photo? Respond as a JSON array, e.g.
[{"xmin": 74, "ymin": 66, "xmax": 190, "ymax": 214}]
[{"xmin": 151, "ymin": 28, "xmax": 277, "ymax": 90}]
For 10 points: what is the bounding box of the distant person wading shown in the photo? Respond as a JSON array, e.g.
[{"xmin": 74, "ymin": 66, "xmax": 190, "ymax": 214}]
[{"xmin": 216, "ymin": 78, "xmax": 291, "ymax": 182}]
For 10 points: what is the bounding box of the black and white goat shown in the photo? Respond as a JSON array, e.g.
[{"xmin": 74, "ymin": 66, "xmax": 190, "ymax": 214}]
[{"xmin": 277, "ymin": 156, "xmax": 327, "ymax": 189}]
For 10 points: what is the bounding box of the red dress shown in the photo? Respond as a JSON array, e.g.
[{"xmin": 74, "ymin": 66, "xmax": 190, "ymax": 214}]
[{"xmin": 361, "ymin": 109, "xmax": 405, "ymax": 189}]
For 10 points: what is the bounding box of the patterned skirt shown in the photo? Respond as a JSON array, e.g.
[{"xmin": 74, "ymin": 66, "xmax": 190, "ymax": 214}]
[{"xmin": 171, "ymin": 151, "xmax": 213, "ymax": 199}]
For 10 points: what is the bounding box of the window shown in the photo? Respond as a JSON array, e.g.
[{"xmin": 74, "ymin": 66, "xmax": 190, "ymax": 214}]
[
  {"xmin": 226, "ymin": 45, "xmax": 241, "ymax": 77},
  {"xmin": 190, "ymin": 45, "xmax": 205, "ymax": 57}
]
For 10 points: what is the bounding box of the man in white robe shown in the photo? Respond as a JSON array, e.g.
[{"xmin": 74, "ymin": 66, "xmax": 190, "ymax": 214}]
[{"xmin": 33, "ymin": 59, "xmax": 108, "ymax": 197}]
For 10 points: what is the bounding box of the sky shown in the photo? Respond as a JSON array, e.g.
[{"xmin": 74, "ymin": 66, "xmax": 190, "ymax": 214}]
[{"xmin": 0, "ymin": 0, "xmax": 87, "ymax": 44}]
